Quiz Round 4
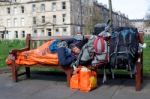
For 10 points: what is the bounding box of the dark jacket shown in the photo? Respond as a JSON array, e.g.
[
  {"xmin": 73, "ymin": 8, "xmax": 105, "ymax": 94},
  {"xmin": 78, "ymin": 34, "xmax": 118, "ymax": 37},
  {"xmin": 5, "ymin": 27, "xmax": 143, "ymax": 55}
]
[{"xmin": 57, "ymin": 47, "xmax": 76, "ymax": 67}]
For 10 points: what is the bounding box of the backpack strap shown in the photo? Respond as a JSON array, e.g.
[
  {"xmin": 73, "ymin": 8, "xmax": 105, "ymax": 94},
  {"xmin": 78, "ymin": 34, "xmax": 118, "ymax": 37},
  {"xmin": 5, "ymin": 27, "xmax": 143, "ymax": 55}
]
[
  {"xmin": 93, "ymin": 37, "xmax": 99, "ymax": 53},
  {"xmin": 100, "ymin": 37, "xmax": 105, "ymax": 53},
  {"xmin": 93, "ymin": 36, "xmax": 105, "ymax": 54}
]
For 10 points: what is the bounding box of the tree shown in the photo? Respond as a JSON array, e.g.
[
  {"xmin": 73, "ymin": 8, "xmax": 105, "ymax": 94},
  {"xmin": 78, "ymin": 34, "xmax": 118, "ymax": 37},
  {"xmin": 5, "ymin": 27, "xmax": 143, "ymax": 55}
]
[{"xmin": 84, "ymin": 2, "xmax": 103, "ymax": 34}]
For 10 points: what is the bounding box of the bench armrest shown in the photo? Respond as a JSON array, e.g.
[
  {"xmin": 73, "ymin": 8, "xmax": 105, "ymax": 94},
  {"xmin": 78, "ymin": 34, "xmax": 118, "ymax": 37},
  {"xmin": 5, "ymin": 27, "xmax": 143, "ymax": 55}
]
[{"xmin": 9, "ymin": 47, "xmax": 29, "ymax": 54}]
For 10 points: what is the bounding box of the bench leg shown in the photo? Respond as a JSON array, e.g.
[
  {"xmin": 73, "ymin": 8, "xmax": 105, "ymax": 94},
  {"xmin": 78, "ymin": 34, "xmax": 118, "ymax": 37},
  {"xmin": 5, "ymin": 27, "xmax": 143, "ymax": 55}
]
[
  {"xmin": 135, "ymin": 61, "xmax": 142, "ymax": 91},
  {"xmin": 11, "ymin": 65, "xmax": 18, "ymax": 82},
  {"xmin": 25, "ymin": 67, "xmax": 30, "ymax": 78}
]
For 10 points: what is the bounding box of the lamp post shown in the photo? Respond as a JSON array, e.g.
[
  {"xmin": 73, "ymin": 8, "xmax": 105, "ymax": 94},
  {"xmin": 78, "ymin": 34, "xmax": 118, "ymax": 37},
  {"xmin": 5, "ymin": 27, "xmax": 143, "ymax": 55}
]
[
  {"xmin": 80, "ymin": 0, "xmax": 83, "ymax": 33},
  {"xmin": 108, "ymin": 0, "xmax": 113, "ymax": 32}
]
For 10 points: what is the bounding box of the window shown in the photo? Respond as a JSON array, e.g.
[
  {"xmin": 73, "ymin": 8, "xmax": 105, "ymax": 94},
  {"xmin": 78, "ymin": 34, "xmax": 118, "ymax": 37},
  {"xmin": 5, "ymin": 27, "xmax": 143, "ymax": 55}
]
[
  {"xmin": 12, "ymin": 0, "xmax": 17, "ymax": 2},
  {"xmin": 40, "ymin": 4, "xmax": 45, "ymax": 12},
  {"xmin": 41, "ymin": 29, "xmax": 44, "ymax": 36},
  {"xmin": 145, "ymin": 30, "xmax": 147, "ymax": 32},
  {"xmin": 55, "ymin": 28, "xmax": 59, "ymax": 36},
  {"xmin": 62, "ymin": 28, "xmax": 67, "ymax": 35},
  {"xmin": 21, "ymin": 18, "xmax": 25, "ymax": 26},
  {"xmin": 7, "ymin": 7, "xmax": 10, "ymax": 14},
  {"xmin": 62, "ymin": 14, "xmax": 66, "ymax": 23},
  {"xmin": 7, "ymin": 19, "xmax": 11, "ymax": 27},
  {"xmin": 0, "ymin": 19, "xmax": 3, "ymax": 26},
  {"xmin": 14, "ymin": 7, "xmax": 17, "ymax": 14},
  {"xmin": 47, "ymin": 29, "xmax": 51, "ymax": 36},
  {"xmin": 15, "ymin": 31, "xmax": 18, "ymax": 38},
  {"xmin": 21, "ymin": 6, "xmax": 24, "ymax": 13},
  {"xmin": 62, "ymin": 2, "xmax": 66, "ymax": 9},
  {"xmin": 42, "ymin": 16, "xmax": 45, "ymax": 23},
  {"xmin": 53, "ymin": 15, "xmax": 56, "ymax": 24},
  {"xmin": 56, "ymin": 29, "xmax": 59, "ymax": 32},
  {"xmin": 34, "ymin": 29, "xmax": 37, "ymax": 36},
  {"xmin": 21, "ymin": 31, "xmax": 25, "ymax": 38},
  {"xmin": 52, "ymin": 2, "xmax": 56, "ymax": 11},
  {"xmin": 33, "ymin": 17, "xmax": 36, "ymax": 24},
  {"xmin": 32, "ymin": 4, "xmax": 36, "ymax": 12},
  {"xmin": 14, "ymin": 18, "xmax": 18, "ymax": 27}
]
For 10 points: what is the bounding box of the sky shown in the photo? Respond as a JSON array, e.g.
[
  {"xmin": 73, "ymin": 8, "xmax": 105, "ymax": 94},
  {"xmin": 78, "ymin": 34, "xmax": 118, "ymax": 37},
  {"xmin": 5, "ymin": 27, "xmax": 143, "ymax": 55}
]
[{"xmin": 98, "ymin": 0, "xmax": 150, "ymax": 19}]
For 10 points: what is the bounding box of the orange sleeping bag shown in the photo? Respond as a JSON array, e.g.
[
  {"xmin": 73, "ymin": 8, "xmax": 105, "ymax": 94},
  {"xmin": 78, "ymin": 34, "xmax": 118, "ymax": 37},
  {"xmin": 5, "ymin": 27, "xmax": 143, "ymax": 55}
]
[{"xmin": 6, "ymin": 40, "xmax": 59, "ymax": 66}]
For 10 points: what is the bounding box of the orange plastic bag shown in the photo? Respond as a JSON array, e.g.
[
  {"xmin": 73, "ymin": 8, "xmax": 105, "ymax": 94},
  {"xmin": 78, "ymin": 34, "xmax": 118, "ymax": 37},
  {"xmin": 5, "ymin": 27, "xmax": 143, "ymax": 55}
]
[
  {"xmin": 70, "ymin": 73, "xmax": 79, "ymax": 89},
  {"xmin": 79, "ymin": 67, "xmax": 97, "ymax": 92}
]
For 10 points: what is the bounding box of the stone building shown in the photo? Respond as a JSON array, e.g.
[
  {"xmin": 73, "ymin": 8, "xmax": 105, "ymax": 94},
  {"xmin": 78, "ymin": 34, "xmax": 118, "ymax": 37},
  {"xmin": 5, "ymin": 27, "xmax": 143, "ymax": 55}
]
[
  {"xmin": 130, "ymin": 19, "xmax": 150, "ymax": 35},
  {"xmin": 0, "ymin": 0, "xmax": 129, "ymax": 39},
  {"xmin": 93, "ymin": 2, "xmax": 129, "ymax": 28},
  {"xmin": 0, "ymin": 0, "xmax": 96, "ymax": 39}
]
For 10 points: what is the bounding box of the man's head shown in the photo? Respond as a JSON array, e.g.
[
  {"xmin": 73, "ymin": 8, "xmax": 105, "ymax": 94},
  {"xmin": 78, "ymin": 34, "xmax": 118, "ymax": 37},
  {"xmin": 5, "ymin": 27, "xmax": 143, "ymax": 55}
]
[
  {"xmin": 71, "ymin": 46, "xmax": 81, "ymax": 54},
  {"xmin": 70, "ymin": 38, "xmax": 88, "ymax": 54}
]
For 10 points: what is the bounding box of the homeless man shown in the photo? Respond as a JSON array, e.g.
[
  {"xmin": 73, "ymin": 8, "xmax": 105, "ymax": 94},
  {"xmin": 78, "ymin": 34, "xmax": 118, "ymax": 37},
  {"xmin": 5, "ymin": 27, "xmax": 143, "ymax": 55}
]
[{"xmin": 57, "ymin": 38, "xmax": 88, "ymax": 68}]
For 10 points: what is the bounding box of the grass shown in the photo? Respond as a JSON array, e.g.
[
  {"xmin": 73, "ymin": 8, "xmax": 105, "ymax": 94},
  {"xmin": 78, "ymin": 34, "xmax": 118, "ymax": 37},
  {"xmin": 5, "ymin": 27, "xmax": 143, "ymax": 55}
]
[
  {"xmin": 0, "ymin": 40, "xmax": 25, "ymax": 68},
  {"xmin": 143, "ymin": 37, "xmax": 150, "ymax": 74},
  {"xmin": 0, "ymin": 38, "xmax": 150, "ymax": 74}
]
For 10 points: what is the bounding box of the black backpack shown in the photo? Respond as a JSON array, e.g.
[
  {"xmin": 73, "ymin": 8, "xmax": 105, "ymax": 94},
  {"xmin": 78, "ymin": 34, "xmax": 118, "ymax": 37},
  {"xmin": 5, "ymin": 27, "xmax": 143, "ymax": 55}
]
[{"xmin": 109, "ymin": 27, "xmax": 139, "ymax": 73}]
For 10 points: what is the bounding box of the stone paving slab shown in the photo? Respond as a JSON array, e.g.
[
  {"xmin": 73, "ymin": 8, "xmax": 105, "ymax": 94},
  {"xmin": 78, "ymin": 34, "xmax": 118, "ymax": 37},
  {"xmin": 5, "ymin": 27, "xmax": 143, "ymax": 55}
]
[{"xmin": 0, "ymin": 72, "xmax": 150, "ymax": 99}]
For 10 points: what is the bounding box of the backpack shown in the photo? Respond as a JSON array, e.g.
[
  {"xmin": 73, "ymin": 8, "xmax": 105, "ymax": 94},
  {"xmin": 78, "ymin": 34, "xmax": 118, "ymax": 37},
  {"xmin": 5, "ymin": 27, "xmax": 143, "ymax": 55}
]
[
  {"xmin": 109, "ymin": 27, "xmax": 139, "ymax": 73},
  {"xmin": 74, "ymin": 35, "xmax": 108, "ymax": 67}
]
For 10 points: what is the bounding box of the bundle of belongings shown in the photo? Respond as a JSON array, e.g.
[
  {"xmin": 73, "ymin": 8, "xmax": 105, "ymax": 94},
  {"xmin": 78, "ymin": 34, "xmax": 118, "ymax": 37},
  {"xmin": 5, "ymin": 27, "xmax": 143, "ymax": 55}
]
[
  {"xmin": 6, "ymin": 34, "xmax": 109, "ymax": 68},
  {"xmin": 6, "ymin": 35, "xmax": 86, "ymax": 66},
  {"xmin": 109, "ymin": 27, "xmax": 139, "ymax": 78},
  {"xmin": 6, "ymin": 26, "xmax": 142, "ymax": 92},
  {"xmin": 72, "ymin": 35, "xmax": 109, "ymax": 67}
]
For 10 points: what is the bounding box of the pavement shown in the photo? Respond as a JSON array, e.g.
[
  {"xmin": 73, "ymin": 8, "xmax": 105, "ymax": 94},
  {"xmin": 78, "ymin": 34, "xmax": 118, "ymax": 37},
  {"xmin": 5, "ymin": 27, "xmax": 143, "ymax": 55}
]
[{"xmin": 0, "ymin": 71, "xmax": 150, "ymax": 99}]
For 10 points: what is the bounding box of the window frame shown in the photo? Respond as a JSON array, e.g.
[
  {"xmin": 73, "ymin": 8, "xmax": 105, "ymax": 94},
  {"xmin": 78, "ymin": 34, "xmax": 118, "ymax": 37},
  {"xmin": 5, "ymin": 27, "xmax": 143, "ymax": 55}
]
[
  {"xmin": 21, "ymin": 18, "xmax": 25, "ymax": 26},
  {"xmin": 42, "ymin": 16, "xmax": 45, "ymax": 23},
  {"xmin": 40, "ymin": 4, "xmax": 45, "ymax": 12},
  {"xmin": 33, "ymin": 17, "xmax": 36, "ymax": 25},
  {"xmin": 51, "ymin": 2, "xmax": 56, "ymax": 11},
  {"xmin": 15, "ymin": 31, "xmax": 18, "ymax": 38},
  {"xmin": 53, "ymin": 15, "xmax": 56, "ymax": 24},
  {"xmin": 7, "ymin": 7, "xmax": 10, "ymax": 14},
  {"xmin": 62, "ymin": 14, "xmax": 66, "ymax": 23},
  {"xmin": 32, "ymin": 4, "xmax": 36, "ymax": 12},
  {"xmin": 62, "ymin": 2, "xmax": 66, "ymax": 10},
  {"xmin": 7, "ymin": 19, "xmax": 11, "ymax": 27},
  {"xmin": 14, "ymin": 18, "xmax": 18, "ymax": 27},
  {"xmin": 21, "ymin": 31, "xmax": 25, "ymax": 38},
  {"xmin": 21, "ymin": 6, "xmax": 25, "ymax": 13}
]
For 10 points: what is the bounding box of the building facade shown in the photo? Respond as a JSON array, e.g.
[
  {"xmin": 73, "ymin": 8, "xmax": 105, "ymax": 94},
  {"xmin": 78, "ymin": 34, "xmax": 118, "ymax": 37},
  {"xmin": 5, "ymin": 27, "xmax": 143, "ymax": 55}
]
[
  {"xmin": 93, "ymin": 2, "xmax": 129, "ymax": 28},
  {"xmin": 130, "ymin": 19, "xmax": 150, "ymax": 35},
  {"xmin": 0, "ymin": 0, "xmax": 129, "ymax": 39},
  {"xmin": 0, "ymin": 0, "xmax": 95, "ymax": 39}
]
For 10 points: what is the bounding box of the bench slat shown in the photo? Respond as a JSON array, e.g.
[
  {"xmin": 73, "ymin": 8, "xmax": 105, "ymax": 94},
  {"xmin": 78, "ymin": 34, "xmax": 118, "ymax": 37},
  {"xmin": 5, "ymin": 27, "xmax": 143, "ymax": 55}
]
[{"xmin": 31, "ymin": 36, "xmax": 74, "ymax": 41}]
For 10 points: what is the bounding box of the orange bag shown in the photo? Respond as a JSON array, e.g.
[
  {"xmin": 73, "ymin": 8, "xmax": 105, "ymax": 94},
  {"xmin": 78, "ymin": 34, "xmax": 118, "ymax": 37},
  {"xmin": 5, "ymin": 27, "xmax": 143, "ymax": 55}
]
[
  {"xmin": 79, "ymin": 67, "xmax": 97, "ymax": 92},
  {"xmin": 70, "ymin": 73, "xmax": 79, "ymax": 89}
]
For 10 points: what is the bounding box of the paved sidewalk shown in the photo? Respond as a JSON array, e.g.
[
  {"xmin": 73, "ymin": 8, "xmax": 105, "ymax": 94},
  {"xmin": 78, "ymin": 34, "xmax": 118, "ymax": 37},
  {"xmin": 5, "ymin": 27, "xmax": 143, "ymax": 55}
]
[{"xmin": 0, "ymin": 72, "xmax": 150, "ymax": 99}]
